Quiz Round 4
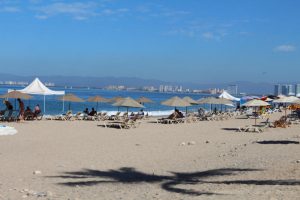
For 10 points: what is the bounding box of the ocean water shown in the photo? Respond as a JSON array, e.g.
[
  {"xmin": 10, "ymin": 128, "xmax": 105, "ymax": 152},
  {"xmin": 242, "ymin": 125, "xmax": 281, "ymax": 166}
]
[{"xmin": 0, "ymin": 85, "xmax": 224, "ymax": 116}]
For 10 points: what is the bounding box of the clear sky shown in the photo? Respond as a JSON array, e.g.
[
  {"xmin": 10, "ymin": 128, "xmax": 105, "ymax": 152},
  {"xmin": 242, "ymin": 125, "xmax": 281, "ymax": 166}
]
[{"xmin": 0, "ymin": 0, "xmax": 299, "ymax": 83}]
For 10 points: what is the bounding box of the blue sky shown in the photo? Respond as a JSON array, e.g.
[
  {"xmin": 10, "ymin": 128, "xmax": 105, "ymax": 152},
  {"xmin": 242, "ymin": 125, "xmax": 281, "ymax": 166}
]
[{"xmin": 0, "ymin": 0, "xmax": 299, "ymax": 83}]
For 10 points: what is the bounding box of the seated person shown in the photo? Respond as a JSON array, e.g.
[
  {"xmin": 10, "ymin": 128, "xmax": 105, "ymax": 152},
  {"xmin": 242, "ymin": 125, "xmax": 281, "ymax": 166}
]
[
  {"xmin": 88, "ymin": 108, "xmax": 97, "ymax": 116},
  {"xmin": 24, "ymin": 106, "xmax": 34, "ymax": 119},
  {"xmin": 83, "ymin": 108, "xmax": 89, "ymax": 115},
  {"xmin": 4, "ymin": 100, "xmax": 13, "ymax": 117},
  {"xmin": 138, "ymin": 109, "xmax": 144, "ymax": 116},
  {"xmin": 198, "ymin": 108, "xmax": 205, "ymax": 116},
  {"xmin": 168, "ymin": 111, "xmax": 179, "ymax": 119},
  {"xmin": 34, "ymin": 104, "xmax": 41, "ymax": 116},
  {"xmin": 175, "ymin": 108, "xmax": 184, "ymax": 118}
]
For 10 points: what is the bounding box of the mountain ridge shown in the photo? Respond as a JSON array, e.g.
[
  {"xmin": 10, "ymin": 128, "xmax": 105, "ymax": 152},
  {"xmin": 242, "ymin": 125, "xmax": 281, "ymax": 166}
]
[{"xmin": 0, "ymin": 73, "xmax": 276, "ymax": 95}]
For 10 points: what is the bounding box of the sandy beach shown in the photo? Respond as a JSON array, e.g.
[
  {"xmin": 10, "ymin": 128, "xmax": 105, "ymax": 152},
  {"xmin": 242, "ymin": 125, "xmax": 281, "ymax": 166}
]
[{"xmin": 0, "ymin": 112, "xmax": 299, "ymax": 200}]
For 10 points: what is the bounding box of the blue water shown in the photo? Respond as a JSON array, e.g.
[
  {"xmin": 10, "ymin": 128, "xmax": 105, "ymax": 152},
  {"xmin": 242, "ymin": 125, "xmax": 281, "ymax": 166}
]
[{"xmin": 0, "ymin": 85, "xmax": 219, "ymax": 115}]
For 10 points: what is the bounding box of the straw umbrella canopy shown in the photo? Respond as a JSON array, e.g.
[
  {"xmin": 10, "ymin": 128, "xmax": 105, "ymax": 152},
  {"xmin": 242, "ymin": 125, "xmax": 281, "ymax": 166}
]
[
  {"xmin": 242, "ymin": 99, "xmax": 270, "ymax": 125},
  {"xmin": 292, "ymin": 99, "xmax": 300, "ymax": 105},
  {"xmin": 198, "ymin": 97, "xmax": 233, "ymax": 111},
  {"xmin": 198, "ymin": 97, "xmax": 217, "ymax": 104},
  {"xmin": 182, "ymin": 96, "xmax": 198, "ymax": 105},
  {"xmin": 0, "ymin": 91, "xmax": 33, "ymax": 100},
  {"xmin": 0, "ymin": 91, "xmax": 33, "ymax": 109},
  {"xmin": 58, "ymin": 93, "xmax": 85, "ymax": 111},
  {"xmin": 161, "ymin": 96, "xmax": 191, "ymax": 107},
  {"xmin": 109, "ymin": 96, "xmax": 124, "ymax": 103},
  {"xmin": 273, "ymin": 96, "xmax": 299, "ymax": 103},
  {"xmin": 87, "ymin": 95, "xmax": 110, "ymax": 111},
  {"xmin": 112, "ymin": 97, "xmax": 144, "ymax": 113},
  {"xmin": 182, "ymin": 96, "xmax": 198, "ymax": 114},
  {"xmin": 136, "ymin": 96, "xmax": 154, "ymax": 104},
  {"xmin": 273, "ymin": 96, "xmax": 299, "ymax": 116},
  {"xmin": 161, "ymin": 96, "xmax": 192, "ymax": 114}
]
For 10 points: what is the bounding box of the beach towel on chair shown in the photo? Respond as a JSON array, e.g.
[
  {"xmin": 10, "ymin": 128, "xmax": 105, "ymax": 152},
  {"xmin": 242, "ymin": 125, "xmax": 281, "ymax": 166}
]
[{"xmin": 0, "ymin": 125, "xmax": 18, "ymax": 136}]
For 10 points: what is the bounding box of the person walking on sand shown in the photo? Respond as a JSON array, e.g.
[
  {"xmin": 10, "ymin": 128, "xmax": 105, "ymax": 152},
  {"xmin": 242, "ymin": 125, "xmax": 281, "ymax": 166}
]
[
  {"xmin": 17, "ymin": 98, "xmax": 25, "ymax": 120},
  {"xmin": 4, "ymin": 100, "xmax": 13, "ymax": 117}
]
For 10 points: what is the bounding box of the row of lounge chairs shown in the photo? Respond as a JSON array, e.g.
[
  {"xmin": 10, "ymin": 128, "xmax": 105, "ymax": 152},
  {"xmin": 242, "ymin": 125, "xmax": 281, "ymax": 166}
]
[
  {"xmin": 46, "ymin": 111, "xmax": 147, "ymax": 122},
  {"xmin": 0, "ymin": 111, "xmax": 20, "ymax": 122},
  {"xmin": 43, "ymin": 111, "xmax": 144, "ymax": 129},
  {"xmin": 156, "ymin": 111, "xmax": 238, "ymax": 124},
  {"xmin": 0, "ymin": 110, "xmax": 43, "ymax": 122}
]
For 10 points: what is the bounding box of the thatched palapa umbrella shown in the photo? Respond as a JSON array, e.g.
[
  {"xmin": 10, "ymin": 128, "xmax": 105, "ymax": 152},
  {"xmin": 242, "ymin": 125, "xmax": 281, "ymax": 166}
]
[
  {"xmin": 273, "ymin": 96, "xmax": 299, "ymax": 117},
  {"xmin": 88, "ymin": 95, "xmax": 109, "ymax": 111},
  {"xmin": 136, "ymin": 96, "xmax": 153, "ymax": 104},
  {"xmin": 59, "ymin": 93, "xmax": 84, "ymax": 111},
  {"xmin": 242, "ymin": 99, "xmax": 270, "ymax": 125},
  {"xmin": 198, "ymin": 97, "xmax": 233, "ymax": 111},
  {"xmin": 112, "ymin": 97, "xmax": 144, "ymax": 113},
  {"xmin": 181, "ymin": 96, "xmax": 198, "ymax": 114},
  {"xmin": 109, "ymin": 96, "xmax": 124, "ymax": 102},
  {"xmin": 182, "ymin": 96, "xmax": 198, "ymax": 105},
  {"xmin": 0, "ymin": 91, "xmax": 33, "ymax": 100},
  {"xmin": 161, "ymin": 96, "xmax": 191, "ymax": 114},
  {"xmin": 198, "ymin": 97, "xmax": 233, "ymax": 105},
  {"xmin": 0, "ymin": 91, "xmax": 33, "ymax": 109}
]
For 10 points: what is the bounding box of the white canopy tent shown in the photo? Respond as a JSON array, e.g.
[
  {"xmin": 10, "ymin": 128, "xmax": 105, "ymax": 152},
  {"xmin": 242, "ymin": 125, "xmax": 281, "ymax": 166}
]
[
  {"xmin": 15, "ymin": 78, "xmax": 65, "ymax": 113},
  {"xmin": 219, "ymin": 90, "xmax": 240, "ymax": 101}
]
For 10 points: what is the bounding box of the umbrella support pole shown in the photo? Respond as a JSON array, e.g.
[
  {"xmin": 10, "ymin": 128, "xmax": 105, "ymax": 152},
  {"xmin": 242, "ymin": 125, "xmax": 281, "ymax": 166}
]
[
  {"xmin": 44, "ymin": 95, "xmax": 46, "ymax": 114},
  {"xmin": 62, "ymin": 97, "xmax": 65, "ymax": 113}
]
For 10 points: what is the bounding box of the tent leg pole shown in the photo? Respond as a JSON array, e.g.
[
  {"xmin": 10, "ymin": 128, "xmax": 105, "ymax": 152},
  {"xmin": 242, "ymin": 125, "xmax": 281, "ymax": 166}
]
[{"xmin": 44, "ymin": 95, "xmax": 46, "ymax": 113}]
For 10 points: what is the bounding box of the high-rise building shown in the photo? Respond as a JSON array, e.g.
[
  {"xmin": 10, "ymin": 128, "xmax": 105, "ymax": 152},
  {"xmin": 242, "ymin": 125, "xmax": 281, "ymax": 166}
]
[
  {"xmin": 295, "ymin": 84, "xmax": 300, "ymax": 97},
  {"xmin": 281, "ymin": 85, "xmax": 289, "ymax": 95},
  {"xmin": 274, "ymin": 84, "xmax": 281, "ymax": 96},
  {"xmin": 227, "ymin": 85, "xmax": 238, "ymax": 95},
  {"xmin": 287, "ymin": 84, "xmax": 294, "ymax": 96}
]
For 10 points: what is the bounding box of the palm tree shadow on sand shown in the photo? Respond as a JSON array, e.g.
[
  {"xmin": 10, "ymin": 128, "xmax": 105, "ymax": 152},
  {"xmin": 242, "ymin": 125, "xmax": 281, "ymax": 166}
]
[{"xmin": 49, "ymin": 167, "xmax": 300, "ymax": 196}]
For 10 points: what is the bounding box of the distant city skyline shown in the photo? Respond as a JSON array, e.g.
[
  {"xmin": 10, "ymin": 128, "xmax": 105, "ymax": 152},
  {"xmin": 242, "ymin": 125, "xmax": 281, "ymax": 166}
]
[{"xmin": 0, "ymin": 0, "xmax": 299, "ymax": 83}]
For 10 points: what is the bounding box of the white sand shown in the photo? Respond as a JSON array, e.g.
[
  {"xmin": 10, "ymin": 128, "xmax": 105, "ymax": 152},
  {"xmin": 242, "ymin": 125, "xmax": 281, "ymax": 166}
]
[{"xmin": 0, "ymin": 112, "xmax": 299, "ymax": 199}]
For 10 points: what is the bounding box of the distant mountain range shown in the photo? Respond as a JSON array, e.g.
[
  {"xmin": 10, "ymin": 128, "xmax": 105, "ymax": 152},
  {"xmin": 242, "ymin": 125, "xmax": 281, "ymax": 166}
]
[{"xmin": 0, "ymin": 73, "xmax": 277, "ymax": 95}]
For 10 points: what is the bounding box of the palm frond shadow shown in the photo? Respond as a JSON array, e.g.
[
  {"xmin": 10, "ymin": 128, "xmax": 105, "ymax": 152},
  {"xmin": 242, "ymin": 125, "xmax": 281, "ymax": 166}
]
[{"xmin": 51, "ymin": 167, "xmax": 300, "ymax": 196}]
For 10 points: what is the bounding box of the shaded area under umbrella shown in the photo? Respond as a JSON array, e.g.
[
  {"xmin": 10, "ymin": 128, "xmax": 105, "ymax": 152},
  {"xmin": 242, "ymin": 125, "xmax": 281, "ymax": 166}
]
[
  {"xmin": 182, "ymin": 96, "xmax": 198, "ymax": 114},
  {"xmin": 242, "ymin": 99, "xmax": 270, "ymax": 125}
]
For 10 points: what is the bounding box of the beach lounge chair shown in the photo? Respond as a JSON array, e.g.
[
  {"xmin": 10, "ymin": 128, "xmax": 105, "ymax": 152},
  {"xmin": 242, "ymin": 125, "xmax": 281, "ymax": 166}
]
[
  {"xmin": 0, "ymin": 110, "xmax": 17, "ymax": 122},
  {"xmin": 273, "ymin": 116, "xmax": 289, "ymax": 128},
  {"xmin": 237, "ymin": 125, "xmax": 264, "ymax": 133},
  {"xmin": 74, "ymin": 112, "xmax": 84, "ymax": 120},
  {"xmin": 10, "ymin": 111, "xmax": 20, "ymax": 122},
  {"xmin": 55, "ymin": 111, "xmax": 73, "ymax": 121},
  {"xmin": 0, "ymin": 111, "xmax": 9, "ymax": 122},
  {"xmin": 103, "ymin": 118, "xmax": 140, "ymax": 129},
  {"xmin": 110, "ymin": 112, "xmax": 121, "ymax": 120},
  {"xmin": 98, "ymin": 112, "xmax": 109, "ymax": 121}
]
